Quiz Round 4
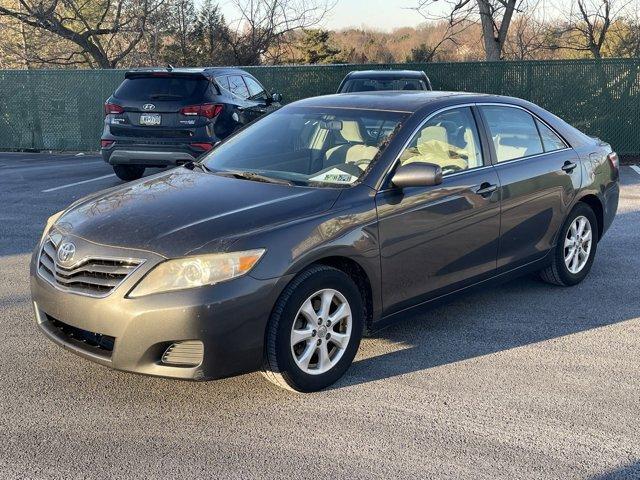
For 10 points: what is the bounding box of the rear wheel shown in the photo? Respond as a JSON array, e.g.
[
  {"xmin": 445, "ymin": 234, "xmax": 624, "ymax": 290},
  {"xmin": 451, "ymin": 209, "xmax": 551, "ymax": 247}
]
[
  {"xmin": 540, "ymin": 203, "xmax": 598, "ymax": 286},
  {"xmin": 113, "ymin": 165, "xmax": 145, "ymax": 181},
  {"xmin": 262, "ymin": 265, "xmax": 364, "ymax": 392}
]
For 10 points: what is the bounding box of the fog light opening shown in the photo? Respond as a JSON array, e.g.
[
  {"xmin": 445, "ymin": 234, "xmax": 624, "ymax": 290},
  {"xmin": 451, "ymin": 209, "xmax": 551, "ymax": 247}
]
[{"xmin": 161, "ymin": 341, "xmax": 204, "ymax": 367}]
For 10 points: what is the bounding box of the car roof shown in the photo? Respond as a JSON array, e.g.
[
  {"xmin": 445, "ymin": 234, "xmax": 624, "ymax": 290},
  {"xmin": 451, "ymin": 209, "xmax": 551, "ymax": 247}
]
[
  {"xmin": 125, "ymin": 67, "xmax": 251, "ymax": 78},
  {"xmin": 287, "ymin": 91, "xmax": 498, "ymax": 114},
  {"xmin": 346, "ymin": 70, "xmax": 427, "ymax": 79}
]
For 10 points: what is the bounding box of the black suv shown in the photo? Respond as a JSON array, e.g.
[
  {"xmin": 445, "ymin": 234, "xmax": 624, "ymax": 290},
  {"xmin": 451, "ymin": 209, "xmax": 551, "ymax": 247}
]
[
  {"xmin": 101, "ymin": 67, "xmax": 282, "ymax": 181},
  {"xmin": 337, "ymin": 70, "xmax": 433, "ymax": 93}
]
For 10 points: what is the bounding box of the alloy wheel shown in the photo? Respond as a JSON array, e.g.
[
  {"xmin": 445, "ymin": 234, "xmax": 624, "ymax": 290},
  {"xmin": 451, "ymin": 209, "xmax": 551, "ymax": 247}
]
[
  {"xmin": 290, "ymin": 288, "xmax": 352, "ymax": 375},
  {"xmin": 564, "ymin": 215, "xmax": 593, "ymax": 274}
]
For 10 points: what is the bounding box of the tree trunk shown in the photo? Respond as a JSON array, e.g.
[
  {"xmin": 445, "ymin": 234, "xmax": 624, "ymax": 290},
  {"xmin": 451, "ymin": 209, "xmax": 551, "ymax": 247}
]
[
  {"xmin": 477, "ymin": 0, "xmax": 517, "ymax": 61},
  {"xmin": 478, "ymin": 0, "xmax": 501, "ymax": 60}
]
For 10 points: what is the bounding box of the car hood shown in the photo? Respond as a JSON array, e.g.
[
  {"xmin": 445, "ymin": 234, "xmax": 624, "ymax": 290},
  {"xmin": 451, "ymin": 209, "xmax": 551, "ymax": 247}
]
[{"xmin": 54, "ymin": 168, "xmax": 342, "ymax": 258}]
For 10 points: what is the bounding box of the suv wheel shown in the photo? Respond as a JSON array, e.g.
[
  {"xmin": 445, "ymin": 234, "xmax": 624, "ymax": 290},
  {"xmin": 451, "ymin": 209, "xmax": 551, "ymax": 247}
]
[
  {"xmin": 540, "ymin": 203, "xmax": 598, "ymax": 286},
  {"xmin": 262, "ymin": 265, "xmax": 364, "ymax": 392},
  {"xmin": 113, "ymin": 165, "xmax": 145, "ymax": 181}
]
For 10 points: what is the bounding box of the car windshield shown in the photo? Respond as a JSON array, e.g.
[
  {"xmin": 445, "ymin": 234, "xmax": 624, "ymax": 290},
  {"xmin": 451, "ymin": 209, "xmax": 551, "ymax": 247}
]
[
  {"xmin": 203, "ymin": 107, "xmax": 408, "ymax": 187},
  {"xmin": 341, "ymin": 78, "xmax": 427, "ymax": 93}
]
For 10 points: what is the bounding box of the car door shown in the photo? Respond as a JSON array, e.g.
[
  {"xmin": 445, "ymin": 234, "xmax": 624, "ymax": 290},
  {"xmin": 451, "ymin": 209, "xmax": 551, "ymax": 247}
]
[
  {"xmin": 478, "ymin": 104, "xmax": 581, "ymax": 272},
  {"xmin": 376, "ymin": 106, "xmax": 501, "ymax": 315}
]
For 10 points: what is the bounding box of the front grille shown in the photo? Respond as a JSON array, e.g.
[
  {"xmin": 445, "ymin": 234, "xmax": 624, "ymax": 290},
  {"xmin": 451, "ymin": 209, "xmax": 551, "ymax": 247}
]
[
  {"xmin": 47, "ymin": 315, "xmax": 115, "ymax": 353},
  {"xmin": 38, "ymin": 237, "xmax": 143, "ymax": 297}
]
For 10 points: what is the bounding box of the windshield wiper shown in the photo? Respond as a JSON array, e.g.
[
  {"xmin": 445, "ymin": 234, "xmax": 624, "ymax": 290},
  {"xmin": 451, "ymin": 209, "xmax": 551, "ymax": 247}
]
[
  {"xmin": 183, "ymin": 161, "xmax": 210, "ymax": 173},
  {"xmin": 215, "ymin": 170, "xmax": 295, "ymax": 186}
]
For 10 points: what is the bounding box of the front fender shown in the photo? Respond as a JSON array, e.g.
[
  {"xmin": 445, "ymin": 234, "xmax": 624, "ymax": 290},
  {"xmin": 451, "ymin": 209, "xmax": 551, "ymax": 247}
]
[{"xmin": 241, "ymin": 184, "xmax": 384, "ymax": 321}]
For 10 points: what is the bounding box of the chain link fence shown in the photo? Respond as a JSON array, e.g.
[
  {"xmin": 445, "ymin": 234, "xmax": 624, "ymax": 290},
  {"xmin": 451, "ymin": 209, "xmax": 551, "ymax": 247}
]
[{"xmin": 1, "ymin": 58, "xmax": 639, "ymax": 154}]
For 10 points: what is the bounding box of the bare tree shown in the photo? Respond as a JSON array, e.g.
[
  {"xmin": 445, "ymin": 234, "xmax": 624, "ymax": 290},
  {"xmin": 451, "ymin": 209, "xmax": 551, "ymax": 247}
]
[
  {"xmin": 222, "ymin": 0, "xmax": 335, "ymax": 65},
  {"xmin": 0, "ymin": 0, "xmax": 166, "ymax": 68},
  {"xmin": 609, "ymin": 6, "xmax": 640, "ymax": 57},
  {"xmin": 411, "ymin": 1, "xmax": 475, "ymax": 61},
  {"xmin": 503, "ymin": 0, "xmax": 550, "ymax": 59},
  {"xmin": 416, "ymin": 0, "xmax": 524, "ymax": 60},
  {"xmin": 553, "ymin": 0, "xmax": 633, "ymax": 58}
]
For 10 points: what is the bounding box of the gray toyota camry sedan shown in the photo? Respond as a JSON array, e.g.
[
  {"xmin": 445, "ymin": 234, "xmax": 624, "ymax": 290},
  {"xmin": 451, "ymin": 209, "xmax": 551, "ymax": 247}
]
[{"xmin": 31, "ymin": 91, "xmax": 619, "ymax": 392}]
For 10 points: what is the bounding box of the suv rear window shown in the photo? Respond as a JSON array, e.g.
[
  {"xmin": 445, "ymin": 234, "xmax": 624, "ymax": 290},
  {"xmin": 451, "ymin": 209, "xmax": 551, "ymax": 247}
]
[{"xmin": 115, "ymin": 76, "xmax": 209, "ymax": 101}]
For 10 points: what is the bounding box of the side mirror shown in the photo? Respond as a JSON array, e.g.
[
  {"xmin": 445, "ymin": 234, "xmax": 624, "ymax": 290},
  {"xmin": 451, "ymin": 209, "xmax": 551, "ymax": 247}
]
[
  {"xmin": 271, "ymin": 92, "xmax": 283, "ymax": 104},
  {"xmin": 391, "ymin": 163, "xmax": 443, "ymax": 189}
]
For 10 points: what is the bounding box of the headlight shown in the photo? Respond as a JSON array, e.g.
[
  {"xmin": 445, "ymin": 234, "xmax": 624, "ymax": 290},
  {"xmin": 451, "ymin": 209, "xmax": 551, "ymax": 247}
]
[
  {"xmin": 128, "ymin": 249, "xmax": 265, "ymax": 297},
  {"xmin": 41, "ymin": 210, "xmax": 64, "ymax": 242}
]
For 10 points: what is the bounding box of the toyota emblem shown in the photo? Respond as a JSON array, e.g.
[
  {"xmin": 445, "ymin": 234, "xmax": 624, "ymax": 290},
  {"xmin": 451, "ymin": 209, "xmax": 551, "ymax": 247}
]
[{"xmin": 57, "ymin": 242, "xmax": 76, "ymax": 265}]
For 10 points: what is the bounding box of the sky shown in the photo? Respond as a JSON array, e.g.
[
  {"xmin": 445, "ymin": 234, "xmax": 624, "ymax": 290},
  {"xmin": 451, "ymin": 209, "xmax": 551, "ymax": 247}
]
[{"xmin": 217, "ymin": 0, "xmax": 436, "ymax": 32}]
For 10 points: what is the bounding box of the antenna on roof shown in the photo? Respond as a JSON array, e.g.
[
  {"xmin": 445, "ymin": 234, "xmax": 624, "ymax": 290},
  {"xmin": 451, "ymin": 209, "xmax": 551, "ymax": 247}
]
[{"xmin": 166, "ymin": 64, "xmax": 174, "ymax": 72}]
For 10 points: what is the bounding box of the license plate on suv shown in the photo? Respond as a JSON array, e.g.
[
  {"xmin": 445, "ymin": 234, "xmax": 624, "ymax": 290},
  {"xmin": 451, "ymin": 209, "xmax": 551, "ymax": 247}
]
[{"xmin": 140, "ymin": 114, "xmax": 161, "ymax": 126}]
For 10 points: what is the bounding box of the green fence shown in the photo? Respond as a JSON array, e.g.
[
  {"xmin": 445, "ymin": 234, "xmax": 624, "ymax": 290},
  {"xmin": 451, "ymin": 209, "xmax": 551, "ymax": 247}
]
[{"xmin": 1, "ymin": 58, "xmax": 639, "ymax": 154}]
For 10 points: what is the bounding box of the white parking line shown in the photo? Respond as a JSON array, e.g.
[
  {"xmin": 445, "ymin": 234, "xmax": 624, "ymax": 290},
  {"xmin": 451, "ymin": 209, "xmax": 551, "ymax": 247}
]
[
  {"xmin": 630, "ymin": 165, "xmax": 640, "ymax": 177},
  {"xmin": 3, "ymin": 160, "xmax": 104, "ymax": 171},
  {"xmin": 42, "ymin": 174, "xmax": 116, "ymax": 193}
]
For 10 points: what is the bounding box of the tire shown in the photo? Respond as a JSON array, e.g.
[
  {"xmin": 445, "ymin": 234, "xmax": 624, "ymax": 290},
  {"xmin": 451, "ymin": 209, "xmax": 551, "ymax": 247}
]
[
  {"xmin": 262, "ymin": 265, "xmax": 364, "ymax": 392},
  {"xmin": 539, "ymin": 202, "xmax": 598, "ymax": 286},
  {"xmin": 113, "ymin": 165, "xmax": 145, "ymax": 181}
]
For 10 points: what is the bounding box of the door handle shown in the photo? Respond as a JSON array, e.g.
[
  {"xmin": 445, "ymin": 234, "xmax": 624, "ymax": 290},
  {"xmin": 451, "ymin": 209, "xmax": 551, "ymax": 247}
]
[
  {"xmin": 474, "ymin": 182, "xmax": 498, "ymax": 197},
  {"xmin": 562, "ymin": 161, "xmax": 577, "ymax": 173}
]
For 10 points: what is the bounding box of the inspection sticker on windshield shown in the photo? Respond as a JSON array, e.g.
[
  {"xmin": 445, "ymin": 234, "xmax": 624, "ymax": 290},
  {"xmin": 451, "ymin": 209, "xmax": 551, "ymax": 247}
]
[{"xmin": 310, "ymin": 168, "xmax": 358, "ymax": 184}]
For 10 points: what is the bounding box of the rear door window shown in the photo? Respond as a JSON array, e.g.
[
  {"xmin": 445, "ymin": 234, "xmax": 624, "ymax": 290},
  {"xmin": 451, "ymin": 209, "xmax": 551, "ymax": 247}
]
[
  {"xmin": 115, "ymin": 76, "xmax": 209, "ymax": 101},
  {"xmin": 227, "ymin": 75, "xmax": 250, "ymax": 99},
  {"xmin": 481, "ymin": 106, "xmax": 544, "ymax": 163}
]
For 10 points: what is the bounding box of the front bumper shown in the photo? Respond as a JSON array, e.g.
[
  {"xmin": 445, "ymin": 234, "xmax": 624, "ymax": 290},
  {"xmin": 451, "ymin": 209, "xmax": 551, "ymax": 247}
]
[{"xmin": 30, "ymin": 238, "xmax": 289, "ymax": 381}]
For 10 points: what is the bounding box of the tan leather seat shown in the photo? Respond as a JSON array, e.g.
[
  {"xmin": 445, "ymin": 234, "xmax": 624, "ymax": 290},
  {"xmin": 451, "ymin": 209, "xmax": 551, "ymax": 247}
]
[
  {"xmin": 324, "ymin": 121, "xmax": 379, "ymax": 170},
  {"xmin": 400, "ymin": 125, "xmax": 469, "ymax": 171},
  {"xmin": 494, "ymin": 135, "xmax": 541, "ymax": 162}
]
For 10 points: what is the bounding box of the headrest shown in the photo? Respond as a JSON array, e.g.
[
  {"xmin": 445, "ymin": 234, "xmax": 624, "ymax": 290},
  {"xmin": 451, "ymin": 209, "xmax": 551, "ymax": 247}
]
[{"xmin": 340, "ymin": 120, "xmax": 365, "ymax": 143}]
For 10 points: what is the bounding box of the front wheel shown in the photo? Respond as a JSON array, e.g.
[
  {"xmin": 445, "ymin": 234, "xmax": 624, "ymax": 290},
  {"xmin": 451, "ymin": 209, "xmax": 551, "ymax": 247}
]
[
  {"xmin": 113, "ymin": 165, "xmax": 145, "ymax": 181},
  {"xmin": 540, "ymin": 203, "xmax": 598, "ymax": 286},
  {"xmin": 262, "ymin": 265, "xmax": 364, "ymax": 392}
]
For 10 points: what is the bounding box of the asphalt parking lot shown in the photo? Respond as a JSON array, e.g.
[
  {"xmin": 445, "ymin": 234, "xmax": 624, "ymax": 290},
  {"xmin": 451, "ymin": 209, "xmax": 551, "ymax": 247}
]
[{"xmin": 1, "ymin": 152, "xmax": 639, "ymax": 479}]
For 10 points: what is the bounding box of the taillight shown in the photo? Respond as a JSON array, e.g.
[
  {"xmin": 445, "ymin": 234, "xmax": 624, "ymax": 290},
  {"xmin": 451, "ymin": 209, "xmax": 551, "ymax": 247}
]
[
  {"xmin": 101, "ymin": 140, "xmax": 114, "ymax": 148},
  {"xmin": 180, "ymin": 103, "xmax": 223, "ymax": 119},
  {"xmin": 190, "ymin": 142, "xmax": 214, "ymax": 152},
  {"xmin": 104, "ymin": 103, "xmax": 124, "ymax": 115},
  {"xmin": 607, "ymin": 152, "xmax": 619, "ymax": 171}
]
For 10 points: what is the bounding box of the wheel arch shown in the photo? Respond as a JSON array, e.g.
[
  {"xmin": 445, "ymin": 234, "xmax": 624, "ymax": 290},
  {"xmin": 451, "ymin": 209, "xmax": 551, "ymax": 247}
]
[
  {"xmin": 576, "ymin": 193, "xmax": 604, "ymax": 241},
  {"xmin": 293, "ymin": 256, "xmax": 376, "ymax": 331}
]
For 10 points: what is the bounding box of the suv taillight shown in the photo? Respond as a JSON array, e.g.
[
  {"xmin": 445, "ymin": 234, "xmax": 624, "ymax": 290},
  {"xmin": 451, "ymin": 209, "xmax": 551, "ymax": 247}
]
[
  {"xmin": 104, "ymin": 103, "xmax": 124, "ymax": 115},
  {"xmin": 180, "ymin": 103, "xmax": 223, "ymax": 119},
  {"xmin": 607, "ymin": 152, "xmax": 619, "ymax": 171}
]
